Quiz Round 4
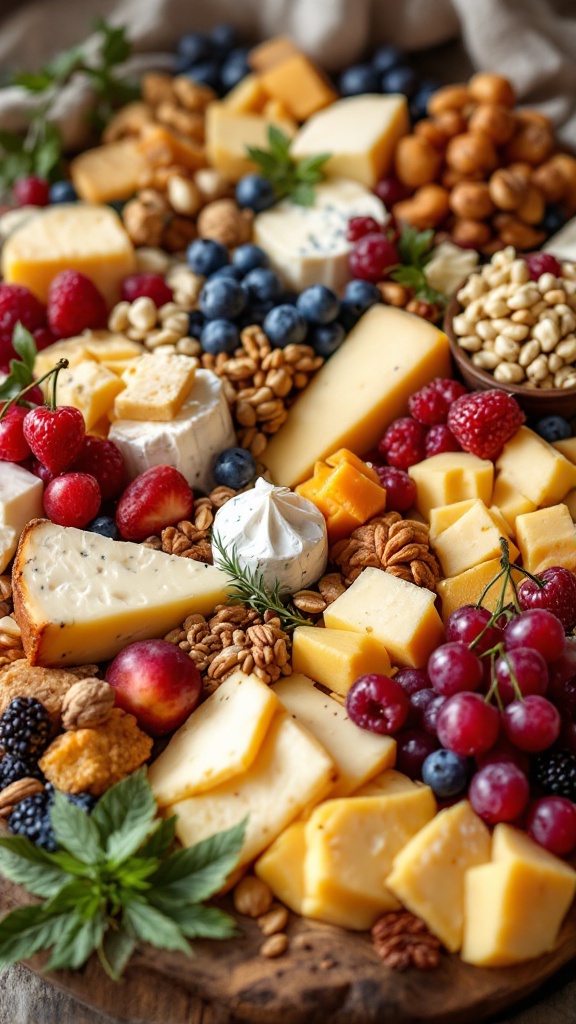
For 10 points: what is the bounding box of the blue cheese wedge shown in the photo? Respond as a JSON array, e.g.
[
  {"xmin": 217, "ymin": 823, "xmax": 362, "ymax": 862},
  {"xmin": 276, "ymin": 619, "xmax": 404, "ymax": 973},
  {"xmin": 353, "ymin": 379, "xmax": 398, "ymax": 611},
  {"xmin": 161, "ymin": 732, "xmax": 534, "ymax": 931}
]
[{"xmin": 12, "ymin": 519, "xmax": 230, "ymax": 666}]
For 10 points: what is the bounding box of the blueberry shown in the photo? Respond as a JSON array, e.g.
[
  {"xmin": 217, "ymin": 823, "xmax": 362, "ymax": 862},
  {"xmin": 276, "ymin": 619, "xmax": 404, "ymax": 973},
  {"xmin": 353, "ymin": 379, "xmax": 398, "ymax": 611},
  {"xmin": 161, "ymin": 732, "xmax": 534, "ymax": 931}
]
[
  {"xmin": 534, "ymin": 415, "xmax": 572, "ymax": 443},
  {"xmin": 380, "ymin": 65, "xmax": 418, "ymax": 98},
  {"xmin": 186, "ymin": 238, "xmax": 229, "ymax": 276},
  {"xmin": 235, "ymin": 174, "xmax": 276, "ymax": 212},
  {"xmin": 48, "ymin": 180, "xmax": 77, "ymax": 204},
  {"xmin": 342, "ymin": 279, "xmax": 381, "ymax": 317},
  {"xmin": 421, "ymin": 749, "xmax": 469, "ymax": 798},
  {"xmin": 339, "ymin": 64, "xmax": 380, "ymax": 96},
  {"xmin": 309, "ymin": 321, "xmax": 346, "ymax": 358},
  {"xmin": 240, "ymin": 300, "xmax": 275, "ymax": 326},
  {"xmin": 232, "ymin": 243, "xmax": 270, "ymax": 275},
  {"xmin": 200, "ymin": 319, "xmax": 240, "ymax": 355},
  {"xmin": 176, "ymin": 31, "xmax": 212, "ymax": 65},
  {"xmin": 338, "ymin": 307, "xmax": 360, "ymax": 333},
  {"xmin": 213, "ymin": 447, "xmax": 256, "ymax": 489},
  {"xmin": 410, "ymin": 80, "xmax": 440, "ymax": 121},
  {"xmin": 296, "ymin": 284, "xmax": 340, "ymax": 324},
  {"xmin": 210, "ymin": 264, "xmax": 243, "ymax": 281},
  {"xmin": 188, "ymin": 310, "xmax": 205, "ymax": 337},
  {"xmin": 263, "ymin": 304, "xmax": 308, "ymax": 347},
  {"xmin": 185, "ymin": 59, "xmax": 222, "ymax": 92},
  {"xmin": 220, "ymin": 51, "xmax": 251, "ymax": 92},
  {"xmin": 371, "ymin": 45, "xmax": 405, "ymax": 74},
  {"xmin": 242, "ymin": 267, "xmax": 282, "ymax": 304},
  {"xmin": 209, "ymin": 23, "xmax": 239, "ymax": 55},
  {"xmin": 87, "ymin": 516, "xmax": 119, "ymax": 540},
  {"xmin": 542, "ymin": 204, "xmax": 566, "ymax": 235},
  {"xmin": 199, "ymin": 277, "xmax": 246, "ymax": 320}
]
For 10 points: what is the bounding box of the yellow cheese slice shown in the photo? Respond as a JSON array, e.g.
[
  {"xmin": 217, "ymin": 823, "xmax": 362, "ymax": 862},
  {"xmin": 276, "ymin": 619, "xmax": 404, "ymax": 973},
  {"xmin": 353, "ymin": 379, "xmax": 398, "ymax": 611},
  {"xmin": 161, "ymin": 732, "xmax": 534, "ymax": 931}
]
[
  {"xmin": 291, "ymin": 625, "xmax": 392, "ymax": 697},
  {"xmin": 408, "ymin": 452, "xmax": 494, "ymax": 520},
  {"xmin": 432, "ymin": 499, "xmax": 519, "ymax": 578},
  {"xmin": 205, "ymin": 103, "xmax": 296, "ymax": 182},
  {"xmin": 49, "ymin": 360, "xmax": 125, "ymax": 432},
  {"xmin": 437, "ymin": 558, "xmax": 523, "ymax": 622},
  {"xmin": 515, "ymin": 503, "xmax": 576, "ymax": 574},
  {"xmin": 34, "ymin": 332, "xmax": 144, "ymax": 379},
  {"xmin": 496, "ymin": 426, "xmax": 576, "ymax": 507},
  {"xmin": 70, "ymin": 139, "xmax": 150, "ymax": 203},
  {"xmin": 114, "ymin": 353, "xmax": 196, "ymax": 421},
  {"xmin": 255, "ymin": 822, "xmax": 307, "ymax": 914}
]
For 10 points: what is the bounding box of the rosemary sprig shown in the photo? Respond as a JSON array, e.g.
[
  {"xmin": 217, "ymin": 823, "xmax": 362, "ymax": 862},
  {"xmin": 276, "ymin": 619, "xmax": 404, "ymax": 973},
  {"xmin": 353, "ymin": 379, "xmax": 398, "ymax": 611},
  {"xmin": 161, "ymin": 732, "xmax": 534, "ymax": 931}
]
[{"xmin": 212, "ymin": 532, "xmax": 312, "ymax": 632}]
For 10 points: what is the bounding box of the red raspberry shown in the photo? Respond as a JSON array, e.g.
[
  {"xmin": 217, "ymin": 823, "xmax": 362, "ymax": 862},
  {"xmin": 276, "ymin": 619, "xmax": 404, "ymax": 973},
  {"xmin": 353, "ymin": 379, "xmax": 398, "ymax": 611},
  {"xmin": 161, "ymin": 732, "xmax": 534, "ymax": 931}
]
[
  {"xmin": 33, "ymin": 326, "xmax": 58, "ymax": 351},
  {"xmin": 408, "ymin": 377, "xmax": 468, "ymax": 425},
  {"xmin": 349, "ymin": 233, "xmax": 399, "ymax": 282},
  {"xmin": 43, "ymin": 472, "xmax": 101, "ymax": 528},
  {"xmin": 525, "ymin": 253, "xmax": 562, "ymax": 281},
  {"xmin": 70, "ymin": 436, "xmax": 125, "ymax": 500},
  {"xmin": 425, "ymin": 424, "xmax": 461, "ymax": 457},
  {"xmin": 371, "ymin": 465, "xmax": 416, "ymax": 512},
  {"xmin": 373, "ymin": 178, "xmax": 409, "ymax": 206},
  {"xmin": 378, "ymin": 417, "xmax": 427, "ymax": 469},
  {"xmin": 346, "ymin": 217, "xmax": 383, "ymax": 242},
  {"xmin": 47, "ymin": 271, "xmax": 107, "ymax": 339},
  {"xmin": 0, "ymin": 406, "xmax": 32, "ymax": 462},
  {"xmin": 447, "ymin": 389, "xmax": 525, "ymax": 460},
  {"xmin": 121, "ymin": 273, "xmax": 173, "ymax": 307},
  {"xmin": 0, "ymin": 284, "xmax": 46, "ymax": 362},
  {"xmin": 12, "ymin": 176, "xmax": 50, "ymax": 207},
  {"xmin": 23, "ymin": 405, "xmax": 86, "ymax": 474}
]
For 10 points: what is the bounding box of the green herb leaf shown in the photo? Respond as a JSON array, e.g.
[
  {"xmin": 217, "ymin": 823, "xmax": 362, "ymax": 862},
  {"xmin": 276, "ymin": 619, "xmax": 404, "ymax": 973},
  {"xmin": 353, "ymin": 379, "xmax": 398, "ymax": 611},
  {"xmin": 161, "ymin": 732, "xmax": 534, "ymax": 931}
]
[
  {"xmin": 245, "ymin": 126, "xmax": 329, "ymax": 207},
  {"xmin": 397, "ymin": 226, "xmax": 434, "ymax": 267},
  {"xmin": 150, "ymin": 818, "xmax": 246, "ymax": 903},
  {"xmin": 123, "ymin": 899, "xmax": 192, "ymax": 955},
  {"xmin": 12, "ymin": 323, "xmax": 37, "ymax": 372},
  {"xmin": 94, "ymin": 18, "xmax": 132, "ymax": 68},
  {"xmin": 99, "ymin": 925, "xmax": 136, "ymax": 981},
  {"xmin": 42, "ymin": 879, "xmax": 99, "ymax": 917},
  {"xmin": 289, "ymin": 182, "xmax": 316, "ymax": 207},
  {"xmin": 33, "ymin": 122, "xmax": 63, "ymax": 180},
  {"xmin": 0, "ymin": 904, "xmax": 66, "ymax": 969},
  {"xmin": 13, "ymin": 71, "xmax": 53, "ymax": 92},
  {"xmin": 0, "ymin": 837, "xmax": 73, "ymax": 897},
  {"xmin": 50, "ymin": 792, "xmax": 104, "ymax": 865},
  {"xmin": 45, "ymin": 910, "xmax": 105, "ymax": 972},
  {"xmin": 137, "ymin": 815, "xmax": 177, "ymax": 859},
  {"xmin": 295, "ymin": 153, "xmax": 331, "ymax": 180},
  {"xmin": 91, "ymin": 769, "xmax": 157, "ymax": 863},
  {"xmin": 156, "ymin": 902, "xmax": 238, "ymax": 941}
]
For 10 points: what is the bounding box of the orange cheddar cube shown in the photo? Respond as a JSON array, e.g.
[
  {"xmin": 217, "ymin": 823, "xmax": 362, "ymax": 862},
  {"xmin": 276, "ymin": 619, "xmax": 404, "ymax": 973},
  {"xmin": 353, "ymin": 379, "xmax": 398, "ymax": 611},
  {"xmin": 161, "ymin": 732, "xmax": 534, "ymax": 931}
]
[
  {"xmin": 325, "ymin": 449, "xmax": 381, "ymax": 485},
  {"xmin": 260, "ymin": 54, "xmax": 338, "ymax": 121},
  {"xmin": 137, "ymin": 124, "xmax": 206, "ymax": 170},
  {"xmin": 70, "ymin": 140, "xmax": 149, "ymax": 203},
  {"xmin": 249, "ymin": 36, "xmax": 299, "ymax": 72},
  {"xmin": 318, "ymin": 462, "xmax": 386, "ymax": 523},
  {"xmin": 295, "ymin": 462, "xmax": 333, "ymax": 512}
]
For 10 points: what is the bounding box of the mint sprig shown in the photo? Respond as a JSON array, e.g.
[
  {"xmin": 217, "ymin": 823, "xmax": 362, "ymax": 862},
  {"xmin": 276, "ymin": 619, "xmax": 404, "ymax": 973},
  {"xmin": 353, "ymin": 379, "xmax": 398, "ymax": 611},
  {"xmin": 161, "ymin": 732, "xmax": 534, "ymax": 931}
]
[
  {"xmin": 0, "ymin": 771, "xmax": 246, "ymax": 980},
  {"xmin": 246, "ymin": 126, "xmax": 330, "ymax": 207},
  {"xmin": 0, "ymin": 323, "xmax": 39, "ymax": 405},
  {"xmin": 389, "ymin": 225, "xmax": 448, "ymax": 310}
]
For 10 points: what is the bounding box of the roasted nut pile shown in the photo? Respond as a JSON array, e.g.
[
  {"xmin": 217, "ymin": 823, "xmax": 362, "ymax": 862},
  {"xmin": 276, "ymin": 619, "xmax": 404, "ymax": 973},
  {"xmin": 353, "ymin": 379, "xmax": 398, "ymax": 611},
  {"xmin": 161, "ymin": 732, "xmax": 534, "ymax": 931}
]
[{"xmin": 452, "ymin": 247, "xmax": 576, "ymax": 388}]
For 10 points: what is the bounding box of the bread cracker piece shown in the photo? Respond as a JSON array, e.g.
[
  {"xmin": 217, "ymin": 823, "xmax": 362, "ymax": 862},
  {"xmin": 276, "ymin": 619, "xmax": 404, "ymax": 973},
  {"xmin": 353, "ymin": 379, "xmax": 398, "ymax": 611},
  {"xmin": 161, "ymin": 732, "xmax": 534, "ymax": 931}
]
[{"xmin": 0, "ymin": 662, "xmax": 100, "ymax": 728}]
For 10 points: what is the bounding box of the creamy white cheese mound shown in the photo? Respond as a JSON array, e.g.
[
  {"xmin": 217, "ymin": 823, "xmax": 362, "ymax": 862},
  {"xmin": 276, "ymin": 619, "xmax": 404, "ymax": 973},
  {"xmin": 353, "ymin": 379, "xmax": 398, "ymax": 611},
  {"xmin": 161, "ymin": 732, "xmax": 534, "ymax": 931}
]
[{"xmin": 212, "ymin": 477, "xmax": 328, "ymax": 596}]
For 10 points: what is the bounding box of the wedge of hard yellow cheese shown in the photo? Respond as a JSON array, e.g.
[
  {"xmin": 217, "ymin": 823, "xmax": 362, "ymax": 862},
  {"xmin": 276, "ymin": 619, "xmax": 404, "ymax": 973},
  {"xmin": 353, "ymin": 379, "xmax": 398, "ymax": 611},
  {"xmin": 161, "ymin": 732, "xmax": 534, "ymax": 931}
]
[
  {"xmin": 2, "ymin": 204, "xmax": 136, "ymax": 305},
  {"xmin": 263, "ymin": 306, "xmax": 451, "ymax": 487},
  {"xmin": 291, "ymin": 625, "xmax": 392, "ymax": 696}
]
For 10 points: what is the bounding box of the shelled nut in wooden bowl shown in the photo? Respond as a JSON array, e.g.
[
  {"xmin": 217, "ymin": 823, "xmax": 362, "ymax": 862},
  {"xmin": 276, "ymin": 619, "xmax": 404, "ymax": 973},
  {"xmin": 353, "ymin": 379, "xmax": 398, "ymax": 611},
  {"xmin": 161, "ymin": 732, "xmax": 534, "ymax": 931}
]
[{"xmin": 444, "ymin": 248, "xmax": 576, "ymax": 419}]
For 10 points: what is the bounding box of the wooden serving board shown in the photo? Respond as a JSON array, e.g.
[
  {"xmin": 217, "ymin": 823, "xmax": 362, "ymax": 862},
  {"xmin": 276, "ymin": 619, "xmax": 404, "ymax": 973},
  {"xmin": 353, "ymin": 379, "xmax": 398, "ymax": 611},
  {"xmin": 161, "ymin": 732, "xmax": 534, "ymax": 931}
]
[{"xmin": 2, "ymin": 874, "xmax": 575, "ymax": 1024}]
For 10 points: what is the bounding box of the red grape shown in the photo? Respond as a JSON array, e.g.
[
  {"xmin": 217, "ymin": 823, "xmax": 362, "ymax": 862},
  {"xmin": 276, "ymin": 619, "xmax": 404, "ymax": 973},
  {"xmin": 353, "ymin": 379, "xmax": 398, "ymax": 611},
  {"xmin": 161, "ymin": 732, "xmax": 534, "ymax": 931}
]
[
  {"xmin": 436, "ymin": 692, "xmax": 500, "ymax": 757},
  {"xmin": 526, "ymin": 796, "xmax": 576, "ymax": 855},
  {"xmin": 445, "ymin": 604, "xmax": 502, "ymax": 655},
  {"xmin": 504, "ymin": 609, "xmax": 566, "ymax": 663},
  {"xmin": 494, "ymin": 647, "xmax": 549, "ymax": 705},
  {"xmin": 394, "ymin": 667, "xmax": 430, "ymax": 697},
  {"xmin": 422, "ymin": 693, "xmax": 447, "ymax": 735},
  {"xmin": 346, "ymin": 674, "xmax": 409, "ymax": 735},
  {"xmin": 396, "ymin": 729, "xmax": 439, "ymax": 780},
  {"xmin": 427, "ymin": 641, "xmax": 483, "ymax": 697},
  {"xmin": 371, "ymin": 465, "xmax": 416, "ymax": 512},
  {"xmin": 502, "ymin": 695, "xmax": 561, "ymax": 752},
  {"xmin": 469, "ymin": 762, "xmax": 529, "ymax": 824}
]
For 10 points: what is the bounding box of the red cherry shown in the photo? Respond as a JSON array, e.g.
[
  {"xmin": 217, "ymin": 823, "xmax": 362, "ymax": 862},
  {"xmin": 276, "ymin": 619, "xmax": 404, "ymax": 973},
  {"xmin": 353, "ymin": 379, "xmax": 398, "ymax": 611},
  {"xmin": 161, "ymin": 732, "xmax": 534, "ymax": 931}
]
[
  {"xmin": 23, "ymin": 405, "xmax": 86, "ymax": 474},
  {"xmin": 43, "ymin": 472, "xmax": 101, "ymax": 528},
  {"xmin": 348, "ymin": 233, "xmax": 399, "ymax": 282},
  {"xmin": 13, "ymin": 176, "xmax": 50, "ymax": 207},
  {"xmin": 0, "ymin": 406, "xmax": 32, "ymax": 462},
  {"xmin": 70, "ymin": 436, "xmax": 125, "ymax": 500}
]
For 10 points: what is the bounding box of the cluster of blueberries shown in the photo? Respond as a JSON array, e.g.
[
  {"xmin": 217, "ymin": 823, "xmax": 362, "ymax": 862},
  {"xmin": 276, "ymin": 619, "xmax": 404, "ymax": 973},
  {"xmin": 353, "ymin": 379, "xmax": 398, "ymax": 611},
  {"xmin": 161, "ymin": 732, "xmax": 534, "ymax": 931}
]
[
  {"xmin": 338, "ymin": 45, "xmax": 439, "ymax": 122},
  {"xmin": 174, "ymin": 24, "xmax": 251, "ymax": 95},
  {"xmin": 186, "ymin": 238, "xmax": 381, "ymax": 358}
]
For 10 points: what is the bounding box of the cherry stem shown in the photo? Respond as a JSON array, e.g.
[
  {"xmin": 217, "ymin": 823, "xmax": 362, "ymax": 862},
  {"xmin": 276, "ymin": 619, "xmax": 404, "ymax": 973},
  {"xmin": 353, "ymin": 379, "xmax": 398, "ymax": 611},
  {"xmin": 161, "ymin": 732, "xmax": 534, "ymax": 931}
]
[{"xmin": 0, "ymin": 358, "xmax": 69, "ymax": 421}]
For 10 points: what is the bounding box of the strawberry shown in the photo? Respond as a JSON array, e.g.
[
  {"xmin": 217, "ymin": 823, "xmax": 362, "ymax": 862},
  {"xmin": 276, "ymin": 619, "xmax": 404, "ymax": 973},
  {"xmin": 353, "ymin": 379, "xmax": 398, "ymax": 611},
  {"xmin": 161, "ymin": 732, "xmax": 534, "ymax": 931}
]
[
  {"xmin": 115, "ymin": 465, "xmax": 194, "ymax": 541},
  {"xmin": 447, "ymin": 390, "xmax": 525, "ymax": 460},
  {"xmin": 23, "ymin": 406, "xmax": 86, "ymax": 474}
]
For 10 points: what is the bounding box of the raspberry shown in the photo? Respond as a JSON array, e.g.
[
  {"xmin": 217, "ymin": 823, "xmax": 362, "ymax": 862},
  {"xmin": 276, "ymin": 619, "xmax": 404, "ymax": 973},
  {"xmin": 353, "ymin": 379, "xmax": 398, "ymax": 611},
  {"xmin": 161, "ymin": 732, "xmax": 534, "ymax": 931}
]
[
  {"xmin": 0, "ymin": 284, "xmax": 46, "ymax": 362},
  {"xmin": 346, "ymin": 217, "xmax": 383, "ymax": 242},
  {"xmin": 378, "ymin": 417, "xmax": 427, "ymax": 469},
  {"xmin": 12, "ymin": 176, "xmax": 50, "ymax": 207},
  {"xmin": 408, "ymin": 377, "xmax": 468, "ymax": 425},
  {"xmin": 371, "ymin": 465, "xmax": 416, "ymax": 511},
  {"xmin": 43, "ymin": 472, "xmax": 101, "ymax": 528},
  {"xmin": 447, "ymin": 389, "xmax": 525, "ymax": 460},
  {"xmin": 525, "ymin": 253, "xmax": 562, "ymax": 281},
  {"xmin": 0, "ymin": 697, "xmax": 51, "ymax": 759},
  {"xmin": 425, "ymin": 423, "xmax": 461, "ymax": 457},
  {"xmin": 121, "ymin": 273, "xmax": 173, "ymax": 306},
  {"xmin": 32, "ymin": 326, "xmax": 58, "ymax": 351},
  {"xmin": 70, "ymin": 436, "xmax": 126, "ymax": 500},
  {"xmin": 348, "ymin": 233, "xmax": 399, "ymax": 282},
  {"xmin": 47, "ymin": 271, "xmax": 108, "ymax": 338}
]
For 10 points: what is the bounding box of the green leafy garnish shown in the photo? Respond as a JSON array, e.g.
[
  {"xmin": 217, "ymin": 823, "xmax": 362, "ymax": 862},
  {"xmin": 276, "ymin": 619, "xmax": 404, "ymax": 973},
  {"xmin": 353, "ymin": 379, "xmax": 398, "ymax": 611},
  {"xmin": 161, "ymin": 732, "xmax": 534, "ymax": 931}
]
[
  {"xmin": 212, "ymin": 532, "xmax": 313, "ymax": 631},
  {"xmin": 0, "ymin": 19, "xmax": 137, "ymax": 191},
  {"xmin": 0, "ymin": 771, "xmax": 246, "ymax": 980},
  {"xmin": 0, "ymin": 323, "xmax": 39, "ymax": 405},
  {"xmin": 246, "ymin": 126, "xmax": 330, "ymax": 207},
  {"xmin": 389, "ymin": 225, "xmax": 448, "ymax": 310}
]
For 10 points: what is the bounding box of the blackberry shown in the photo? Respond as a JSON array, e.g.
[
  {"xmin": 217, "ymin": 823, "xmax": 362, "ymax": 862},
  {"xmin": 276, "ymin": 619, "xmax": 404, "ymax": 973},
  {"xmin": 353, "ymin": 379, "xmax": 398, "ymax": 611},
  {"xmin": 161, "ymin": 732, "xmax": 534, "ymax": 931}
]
[
  {"xmin": 534, "ymin": 750, "xmax": 576, "ymax": 801},
  {"xmin": 0, "ymin": 697, "xmax": 51, "ymax": 760},
  {"xmin": 8, "ymin": 791, "xmax": 57, "ymax": 851},
  {"xmin": 45, "ymin": 784, "xmax": 98, "ymax": 815},
  {"xmin": 0, "ymin": 753, "xmax": 42, "ymax": 787}
]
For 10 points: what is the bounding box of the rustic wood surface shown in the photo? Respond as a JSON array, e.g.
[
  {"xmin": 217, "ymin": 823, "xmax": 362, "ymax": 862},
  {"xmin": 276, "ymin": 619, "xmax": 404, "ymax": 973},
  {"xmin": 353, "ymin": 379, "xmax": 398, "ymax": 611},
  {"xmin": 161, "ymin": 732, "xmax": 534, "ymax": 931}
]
[{"xmin": 0, "ymin": 873, "xmax": 574, "ymax": 1024}]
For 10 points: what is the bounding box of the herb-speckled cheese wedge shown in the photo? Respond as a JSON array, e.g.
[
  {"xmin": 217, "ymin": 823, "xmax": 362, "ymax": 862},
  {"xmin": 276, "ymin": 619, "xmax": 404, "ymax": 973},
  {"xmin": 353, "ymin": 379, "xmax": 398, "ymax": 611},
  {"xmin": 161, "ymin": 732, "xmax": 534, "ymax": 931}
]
[{"xmin": 12, "ymin": 519, "xmax": 230, "ymax": 666}]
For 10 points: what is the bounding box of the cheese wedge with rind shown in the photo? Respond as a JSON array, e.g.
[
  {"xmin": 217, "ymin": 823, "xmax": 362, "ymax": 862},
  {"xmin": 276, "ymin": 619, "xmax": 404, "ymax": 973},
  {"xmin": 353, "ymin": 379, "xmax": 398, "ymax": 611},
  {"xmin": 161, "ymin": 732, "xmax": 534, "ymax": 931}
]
[
  {"xmin": 148, "ymin": 670, "xmax": 279, "ymax": 806},
  {"xmin": 13, "ymin": 520, "xmax": 230, "ymax": 666}
]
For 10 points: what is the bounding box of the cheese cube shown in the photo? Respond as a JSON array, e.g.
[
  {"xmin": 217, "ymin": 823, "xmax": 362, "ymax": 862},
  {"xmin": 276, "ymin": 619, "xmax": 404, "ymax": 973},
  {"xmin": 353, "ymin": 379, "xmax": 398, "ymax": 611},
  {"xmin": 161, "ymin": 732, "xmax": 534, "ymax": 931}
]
[
  {"xmin": 432, "ymin": 500, "xmax": 519, "ymax": 578},
  {"xmin": 515, "ymin": 503, "xmax": 576, "ymax": 574},
  {"xmin": 205, "ymin": 104, "xmax": 296, "ymax": 182},
  {"xmin": 491, "ymin": 475, "xmax": 537, "ymax": 533},
  {"xmin": 553, "ymin": 437, "xmax": 576, "ymax": 463},
  {"xmin": 291, "ymin": 626, "xmax": 392, "ymax": 697},
  {"xmin": 428, "ymin": 498, "xmax": 477, "ymax": 545},
  {"xmin": 255, "ymin": 822, "xmax": 307, "ymax": 914},
  {"xmin": 386, "ymin": 801, "xmax": 491, "ymax": 952},
  {"xmin": 565, "ymin": 488, "xmax": 576, "ymax": 521},
  {"xmin": 34, "ymin": 332, "xmax": 144, "ymax": 380},
  {"xmin": 272, "ymin": 674, "xmax": 396, "ymax": 797},
  {"xmin": 437, "ymin": 558, "xmax": 523, "ymax": 622},
  {"xmin": 249, "ymin": 36, "xmax": 299, "ymax": 72},
  {"xmin": 50, "ymin": 360, "xmax": 125, "ymax": 431},
  {"xmin": 137, "ymin": 124, "xmax": 206, "ymax": 171},
  {"xmin": 496, "ymin": 426, "xmax": 576, "ymax": 506},
  {"xmin": 168, "ymin": 711, "xmax": 336, "ymax": 867},
  {"xmin": 462, "ymin": 825, "xmax": 576, "ymax": 966},
  {"xmin": 302, "ymin": 772, "xmax": 436, "ymax": 930},
  {"xmin": 291, "ymin": 95, "xmax": 409, "ymax": 188},
  {"xmin": 70, "ymin": 139, "xmax": 150, "ymax": 203},
  {"xmin": 260, "ymin": 54, "xmax": 337, "ymax": 121},
  {"xmin": 0, "ymin": 526, "xmax": 17, "ymax": 573},
  {"xmin": 316, "ymin": 461, "xmax": 387, "ymax": 540},
  {"xmin": 113, "ymin": 353, "xmax": 196, "ymax": 422},
  {"xmin": 323, "ymin": 567, "xmax": 444, "ymax": 668},
  {"xmin": 221, "ymin": 73, "xmax": 267, "ymax": 113},
  {"xmin": 0, "ymin": 463, "xmax": 43, "ymax": 535},
  {"xmin": 409, "ymin": 452, "xmax": 494, "ymax": 520},
  {"xmin": 2, "ymin": 204, "xmax": 136, "ymax": 305},
  {"xmin": 264, "ymin": 306, "xmax": 451, "ymax": 488}
]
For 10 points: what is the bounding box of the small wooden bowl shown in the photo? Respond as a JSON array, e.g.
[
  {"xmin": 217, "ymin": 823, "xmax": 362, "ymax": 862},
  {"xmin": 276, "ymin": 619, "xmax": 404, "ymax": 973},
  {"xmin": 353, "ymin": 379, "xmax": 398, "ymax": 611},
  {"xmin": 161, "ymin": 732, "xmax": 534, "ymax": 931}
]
[{"xmin": 444, "ymin": 292, "xmax": 576, "ymax": 421}]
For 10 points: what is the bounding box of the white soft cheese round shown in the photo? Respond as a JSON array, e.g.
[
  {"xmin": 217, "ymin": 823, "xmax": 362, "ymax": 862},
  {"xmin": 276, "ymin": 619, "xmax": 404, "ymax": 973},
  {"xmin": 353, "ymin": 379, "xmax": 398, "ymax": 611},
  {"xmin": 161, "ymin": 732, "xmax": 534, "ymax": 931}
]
[
  {"xmin": 212, "ymin": 477, "xmax": 328, "ymax": 596},
  {"xmin": 109, "ymin": 369, "xmax": 236, "ymax": 492}
]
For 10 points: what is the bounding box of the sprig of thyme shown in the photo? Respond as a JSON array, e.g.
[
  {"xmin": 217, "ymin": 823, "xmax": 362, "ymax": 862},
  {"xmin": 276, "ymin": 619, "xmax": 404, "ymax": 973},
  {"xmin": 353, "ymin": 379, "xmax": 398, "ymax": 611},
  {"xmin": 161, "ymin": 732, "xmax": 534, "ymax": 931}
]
[
  {"xmin": 246, "ymin": 126, "xmax": 330, "ymax": 207},
  {"xmin": 212, "ymin": 532, "xmax": 312, "ymax": 632}
]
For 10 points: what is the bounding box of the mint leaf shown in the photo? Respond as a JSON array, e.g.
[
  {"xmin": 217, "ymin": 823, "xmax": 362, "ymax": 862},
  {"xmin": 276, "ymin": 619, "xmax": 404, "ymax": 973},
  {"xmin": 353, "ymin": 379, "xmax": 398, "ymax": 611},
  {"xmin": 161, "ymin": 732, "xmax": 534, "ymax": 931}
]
[
  {"xmin": 0, "ymin": 130, "xmax": 26, "ymax": 153},
  {"xmin": 12, "ymin": 323, "xmax": 37, "ymax": 373},
  {"xmin": 91, "ymin": 770, "xmax": 157, "ymax": 864},
  {"xmin": 50, "ymin": 792, "xmax": 104, "ymax": 865},
  {"xmin": 150, "ymin": 818, "xmax": 246, "ymax": 902},
  {"xmin": 0, "ymin": 904, "xmax": 66, "ymax": 969},
  {"xmin": 123, "ymin": 899, "xmax": 192, "ymax": 955},
  {"xmin": 289, "ymin": 182, "xmax": 316, "ymax": 207},
  {"xmin": 45, "ymin": 910, "xmax": 105, "ymax": 972},
  {"xmin": 152, "ymin": 901, "xmax": 238, "ymax": 941},
  {"xmin": 33, "ymin": 123, "xmax": 62, "ymax": 180},
  {"xmin": 138, "ymin": 815, "xmax": 177, "ymax": 859},
  {"xmin": 99, "ymin": 925, "xmax": 136, "ymax": 980},
  {"xmin": 397, "ymin": 226, "xmax": 434, "ymax": 267},
  {"xmin": 267, "ymin": 125, "xmax": 292, "ymax": 162},
  {"xmin": 13, "ymin": 71, "xmax": 53, "ymax": 92},
  {"xmin": 0, "ymin": 837, "xmax": 73, "ymax": 897},
  {"xmin": 95, "ymin": 19, "xmax": 131, "ymax": 68},
  {"xmin": 43, "ymin": 880, "xmax": 99, "ymax": 917},
  {"xmin": 113, "ymin": 856, "xmax": 158, "ymax": 891},
  {"xmin": 296, "ymin": 153, "xmax": 330, "ymax": 180}
]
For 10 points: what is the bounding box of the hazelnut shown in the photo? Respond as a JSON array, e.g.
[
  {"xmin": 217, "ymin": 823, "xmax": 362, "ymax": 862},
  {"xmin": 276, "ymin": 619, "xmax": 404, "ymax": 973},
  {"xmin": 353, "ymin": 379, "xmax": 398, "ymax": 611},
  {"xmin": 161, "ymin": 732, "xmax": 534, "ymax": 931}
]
[
  {"xmin": 141, "ymin": 72, "xmax": 176, "ymax": 108},
  {"xmin": 535, "ymin": 154, "xmax": 576, "ymax": 209},
  {"xmin": 531, "ymin": 159, "xmax": 572, "ymax": 204},
  {"xmin": 516, "ymin": 109, "xmax": 554, "ymax": 131},
  {"xmin": 468, "ymin": 72, "xmax": 516, "ymax": 107},
  {"xmin": 451, "ymin": 218, "xmax": 492, "ymax": 249},
  {"xmin": 432, "ymin": 110, "xmax": 468, "ymax": 138},
  {"xmin": 493, "ymin": 213, "xmax": 547, "ymax": 250},
  {"xmin": 393, "ymin": 184, "xmax": 450, "ymax": 229},
  {"xmin": 467, "ymin": 103, "xmax": 517, "ymax": 145},
  {"xmin": 445, "ymin": 131, "xmax": 498, "ymax": 175},
  {"xmin": 427, "ymin": 84, "xmax": 472, "ymax": 116},
  {"xmin": 441, "ymin": 168, "xmax": 485, "ymax": 189},
  {"xmin": 414, "ymin": 119, "xmax": 449, "ymax": 151},
  {"xmin": 197, "ymin": 198, "xmax": 253, "ymax": 247},
  {"xmin": 516, "ymin": 183, "xmax": 545, "ymax": 225},
  {"xmin": 394, "ymin": 136, "xmax": 442, "ymax": 189},
  {"xmin": 505, "ymin": 122, "xmax": 554, "ymax": 165},
  {"xmin": 449, "ymin": 181, "xmax": 495, "ymax": 220},
  {"xmin": 488, "ymin": 168, "xmax": 529, "ymax": 211}
]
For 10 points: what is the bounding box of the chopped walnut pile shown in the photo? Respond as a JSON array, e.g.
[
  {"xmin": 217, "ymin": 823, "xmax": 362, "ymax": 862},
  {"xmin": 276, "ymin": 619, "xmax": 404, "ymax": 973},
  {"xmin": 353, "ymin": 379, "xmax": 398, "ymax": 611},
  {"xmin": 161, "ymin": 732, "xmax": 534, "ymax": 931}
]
[
  {"xmin": 372, "ymin": 910, "xmax": 441, "ymax": 970},
  {"xmin": 331, "ymin": 512, "xmax": 441, "ymax": 592}
]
